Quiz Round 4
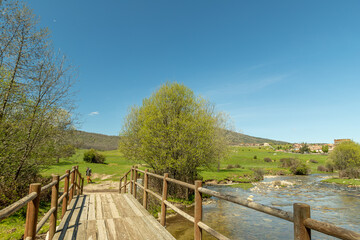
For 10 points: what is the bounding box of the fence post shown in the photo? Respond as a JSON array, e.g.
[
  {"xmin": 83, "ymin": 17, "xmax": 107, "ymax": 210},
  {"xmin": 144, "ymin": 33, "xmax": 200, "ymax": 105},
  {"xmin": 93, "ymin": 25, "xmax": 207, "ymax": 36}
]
[
  {"xmin": 49, "ymin": 175, "xmax": 59, "ymax": 240},
  {"xmin": 24, "ymin": 183, "xmax": 41, "ymax": 239},
  {"xmin": 77, "ymin": 172, "xmax": 81, "ymax": 195},
  {"xmin": 124, "ymin": 174, "xmax": 127, "ymax": 193},
  {"xmin": 130, "ymin": 166, "xmax": 134, "ymax": 195},
  {"xmin": 133, "ymin": 166, "xmax": 138, "ymax": 198},
  {"xmin": 119, "ymin": 177, "xmax": 122, "ymax": 193},
  {"xmin": 194, "ymin": 180, "xmax": 203, "ymax": 240},
  {"xmin": 160, "ymin": 173, "xmax": 169, "ymax": 226},
  {"xmin": 62, "ymin": 170, "xmax": 70, "ymax": 218},
  {"xmin": 143, "ymin": 169, "xmax": 148, "ymax": 209},
  {"xmin": 294, "ymin": 203, "xmax": 311, "ymax": 240},
  {"xmin": 81, "ymin": 177, "xmax": 84, "ymax": 195},
  {"xmin": 69, "ymin": 167, "xmax": 75, "ymax": 204}
]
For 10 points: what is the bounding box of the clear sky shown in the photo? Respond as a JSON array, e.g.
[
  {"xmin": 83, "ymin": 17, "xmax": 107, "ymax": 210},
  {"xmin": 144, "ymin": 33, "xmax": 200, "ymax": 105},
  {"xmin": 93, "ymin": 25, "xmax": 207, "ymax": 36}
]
[{"xmin": 25, "ymin": 0, "xmax": 360, "ymax": 143}]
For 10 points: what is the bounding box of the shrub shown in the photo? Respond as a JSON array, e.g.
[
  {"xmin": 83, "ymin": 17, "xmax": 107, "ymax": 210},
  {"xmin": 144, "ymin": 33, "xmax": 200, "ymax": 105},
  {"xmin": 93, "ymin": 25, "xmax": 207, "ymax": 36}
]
[
  {"xmin": 234, "ymin": 164, "xmax": 241, "ymax": 168},
  {"xmin": 280, "ymin": 158, "xmax": 298, "ymax": 168},
  {"xmin": 252, "ymin": 168, "xmax": 264, "ymax": 181},
  {"xmin": 253, "ymin": 155, "xmax": 257, "ymax": 159},
  {"xmin": 290, "ymin": 163, "xmax": 310, "ymax": 175},
  {"xmin": 317, "ymin": 165, "xmax": 327, "ymax": 172},
  {"xmin": 83, "ymin": 149, "xmax": 106, "ymax": 163},
  {"xmin": 339, "ymin": 168, "xmax": 360, "ymax": 178},
  {"xmin": 264, "ymin": 157, "xmax": 272, "ymax": 162},
  {"xmin": 309, "ymin": 159, "xmax": 318, "ymax": 163},
  {"xmin": 329, "ymin": 140, "xmax": 360, "ymax": 170},
  {"xmin": 325, "ymin": 161, "xmax": 335, "ymax": 172}
]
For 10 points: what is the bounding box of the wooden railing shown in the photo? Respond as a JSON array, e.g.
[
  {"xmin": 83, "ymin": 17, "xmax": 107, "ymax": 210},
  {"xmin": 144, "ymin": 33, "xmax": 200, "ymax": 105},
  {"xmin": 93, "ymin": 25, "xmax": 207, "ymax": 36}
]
[
  {"xmin": 0, "ymin": 166, "xmax": 84, "ymax": 240},
  {"xmin": 119, "ymin": 166, "xmax": 360, "ymax": 240}
]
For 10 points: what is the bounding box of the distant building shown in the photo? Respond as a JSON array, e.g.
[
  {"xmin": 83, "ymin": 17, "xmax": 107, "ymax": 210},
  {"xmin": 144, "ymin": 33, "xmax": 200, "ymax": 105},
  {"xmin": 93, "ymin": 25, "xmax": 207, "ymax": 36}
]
[
  {"xmin": 334, "ymin": 139, "xmax": 351, "ymax": 145},
  {"xmin": 263, "ymin": 143, "xmax": 270, "ymax": 147}
]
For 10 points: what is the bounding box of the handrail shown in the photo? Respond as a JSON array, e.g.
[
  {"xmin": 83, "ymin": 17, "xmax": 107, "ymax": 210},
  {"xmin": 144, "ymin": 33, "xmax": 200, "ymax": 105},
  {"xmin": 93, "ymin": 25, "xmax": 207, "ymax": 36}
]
[
  {"xmin": 0, "ymin": 192, "xmax": 38, "ymax": 221},
  {"xmin": 122, "ymin": 166, "xmax": 360, "ymax": 240},
  {"xmin": 0, "ymin": 165, "xmax": 85, "ymax": 240}
]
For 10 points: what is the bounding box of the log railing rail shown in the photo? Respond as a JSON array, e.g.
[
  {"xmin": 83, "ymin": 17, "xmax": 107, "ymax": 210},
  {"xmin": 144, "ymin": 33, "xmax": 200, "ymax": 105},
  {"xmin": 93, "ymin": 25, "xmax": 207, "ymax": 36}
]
[
  {"xmin": 119, "ymin": 166, "xmax": 360, "ymax": 240},
  {"xmin": 0, "ymin": 166, "xmax": 84, "ymax": 240}
]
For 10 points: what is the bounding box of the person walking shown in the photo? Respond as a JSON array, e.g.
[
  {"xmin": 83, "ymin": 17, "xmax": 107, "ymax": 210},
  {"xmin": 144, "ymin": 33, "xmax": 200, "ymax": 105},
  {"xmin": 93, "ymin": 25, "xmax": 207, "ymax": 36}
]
[{"xmin": 86, "ymin": 167, "xmax": 92, "ymax": 183}]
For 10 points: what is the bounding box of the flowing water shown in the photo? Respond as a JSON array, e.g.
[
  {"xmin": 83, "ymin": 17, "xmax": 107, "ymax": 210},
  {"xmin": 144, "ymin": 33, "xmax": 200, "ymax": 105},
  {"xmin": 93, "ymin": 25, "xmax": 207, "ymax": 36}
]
[{"xmin": 166, "ymin": 174, "xmax": 360, "ymax": 239}]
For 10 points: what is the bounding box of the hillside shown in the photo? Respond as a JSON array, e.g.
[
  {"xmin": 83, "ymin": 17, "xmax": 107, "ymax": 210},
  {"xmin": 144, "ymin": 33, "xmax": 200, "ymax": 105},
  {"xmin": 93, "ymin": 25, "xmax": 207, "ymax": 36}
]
[
  {"xmin": 74, "ymin": 131, "xmax": 120, "ymax": 151},
  {"xmin": 224, "ymin": 130, "xmax": 288, "ymax": 145},
  {"xmin": 74, "ymin": 130, "xmax": 288, "ymax": 150}
]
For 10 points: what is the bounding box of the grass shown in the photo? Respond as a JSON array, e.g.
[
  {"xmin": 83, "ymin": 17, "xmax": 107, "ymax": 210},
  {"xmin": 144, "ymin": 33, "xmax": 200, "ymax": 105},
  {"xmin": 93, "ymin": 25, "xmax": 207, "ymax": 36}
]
[
  {"xmin": 199, "ymin": 146, "xmax": 329, "ymax": 182},
  {"xmin": 322, "ymin": 178, "xmax": 360, "ymax": 186},
  {"xmin": 229, "ymin": 183, "xmax": 254, "ymax": 190}
]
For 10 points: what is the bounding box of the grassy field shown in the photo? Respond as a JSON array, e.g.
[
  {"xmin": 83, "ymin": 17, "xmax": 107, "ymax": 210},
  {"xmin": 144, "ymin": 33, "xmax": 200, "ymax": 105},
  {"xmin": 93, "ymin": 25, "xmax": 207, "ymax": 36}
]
[
  {"xmin": 42, "ymin": 147, "xmax": 330, "ymax": 184},
  {"xmin": 322, "ymin": 178, "xmax": 360, "ymax": 186},
  {"xmin": 199, "ymin": 146, "xmax": 329, "ymax": 182}
]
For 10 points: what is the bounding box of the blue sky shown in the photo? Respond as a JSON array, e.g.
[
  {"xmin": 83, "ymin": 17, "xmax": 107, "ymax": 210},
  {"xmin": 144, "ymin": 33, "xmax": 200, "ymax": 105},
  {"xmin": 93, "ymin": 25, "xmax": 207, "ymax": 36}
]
[{"xmin": 26, "ymin": 0, "xmax": 360, "ymax": 143}]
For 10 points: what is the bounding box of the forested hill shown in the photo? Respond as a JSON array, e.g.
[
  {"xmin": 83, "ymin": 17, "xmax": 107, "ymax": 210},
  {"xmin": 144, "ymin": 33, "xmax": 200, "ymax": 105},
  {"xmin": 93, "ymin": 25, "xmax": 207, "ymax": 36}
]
[
  {"xmin": 74, "ymin": 130, "xmax": 288, "ymax": 151},
  {"xmin": 74, "ymin": 131, "xmax": 120, "ymax": 151},
  {"xmin": 224, "ymin": 130, "xmax": 288, "ymax": 145}
]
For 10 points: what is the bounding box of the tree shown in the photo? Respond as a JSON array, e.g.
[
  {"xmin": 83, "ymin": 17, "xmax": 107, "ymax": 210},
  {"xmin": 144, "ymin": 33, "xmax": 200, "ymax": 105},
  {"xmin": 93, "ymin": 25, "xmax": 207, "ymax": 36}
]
[
  {"xmin": 119, "ymin": 82, "xmax": 229, "ymax": 183},
  {"xmin": 329, "ymin": 140, "xmax": 360, "ymax": 170},
  {"xmin": 299, "ymin": 143, "xmax": 310, "ymax": 154},
  {"xmin": 322, "ymin": 145, "xmax": 329, "ymax": 153},
  {"xmin": 0, "ymin": 1, "xmax": 76, "ymax": 206}
]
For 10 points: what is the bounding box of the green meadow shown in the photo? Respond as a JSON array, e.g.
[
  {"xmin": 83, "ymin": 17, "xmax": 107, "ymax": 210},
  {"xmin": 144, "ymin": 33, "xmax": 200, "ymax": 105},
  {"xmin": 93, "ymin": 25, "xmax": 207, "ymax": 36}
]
[{"xmin": 42, "ymin": 146, "xmax": 329, "ymax": 184}]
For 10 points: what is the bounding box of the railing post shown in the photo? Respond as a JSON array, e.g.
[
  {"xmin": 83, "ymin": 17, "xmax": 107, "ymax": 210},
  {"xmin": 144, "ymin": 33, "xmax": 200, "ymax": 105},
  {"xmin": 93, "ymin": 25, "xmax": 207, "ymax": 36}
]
[
  {"xmin": 24, "ymin": 183, "xmax": 41, "ymax": 239},
  {"xmin": 124, "ymin": 173, "xmax": 127, "ymax": 193},
  {"xmin": 69, "ymin": 167, "xmax": 75, "ymax": 204},
  {"xmin": 294, "ymin": 203, "xmax": 311, "ymax": 240},
  {"xmin": 130, "ymin": 166, "xmax": 134, "ymax": 195},
  {"xmin": 160, "ymin": 173, "xmax": 169, "ymax": 226},
  {"xmin": 143, "ymin": 169, "xmax": 148, "ymax": 209},
  {"xmin": 133, "ymin": 166, "xmax": 138, "ymax": 198},
  {"xmin": 194, "ymin": 180, "xmax": 203, "ymax": 240},
  {"xmin": 62, "ymin": 170, "xmax": 70, "ymax": 218},
  {"xmin": 81, "ymin": 177, "xmax": 84, "ymax": 195},
  {"xmin": 74, "ymin": 166, "xmax": 78, "ymax": 196},
  {"xmin": 119, "ymin": 176, "xmax": 123, "ymax": 193},
  {"xmin": 77, "ymin": 172, "xmax": 81, "ymax": 195},
  {"xmin": 49, "ymin": 175, "xmax": 59, "ymax": 240}
]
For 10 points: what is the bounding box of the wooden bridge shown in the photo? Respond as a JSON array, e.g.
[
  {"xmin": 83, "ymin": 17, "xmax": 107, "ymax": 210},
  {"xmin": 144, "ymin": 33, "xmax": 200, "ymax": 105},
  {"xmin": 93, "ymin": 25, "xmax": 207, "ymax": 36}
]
[
  {"xmin": 53, "ymin": 193, "xmax": 174, "ymax": 239},
  {"xmin": 1, "ymin": 165, "xmax": 360, "ymax": 240}
]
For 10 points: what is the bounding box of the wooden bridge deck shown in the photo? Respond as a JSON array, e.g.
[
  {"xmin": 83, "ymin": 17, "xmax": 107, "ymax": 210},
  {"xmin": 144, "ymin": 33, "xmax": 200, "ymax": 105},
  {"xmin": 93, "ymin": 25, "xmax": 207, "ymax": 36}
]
[{"xmin": 53, "ymin": 193, "xmax": 175, "ymax": 240}]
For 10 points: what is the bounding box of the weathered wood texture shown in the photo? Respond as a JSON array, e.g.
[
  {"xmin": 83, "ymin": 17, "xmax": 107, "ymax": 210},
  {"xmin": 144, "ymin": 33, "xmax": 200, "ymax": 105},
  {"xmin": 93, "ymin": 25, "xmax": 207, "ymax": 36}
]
[{"xmin": 53, "ymin": 193, "xmax": 175, "ymax": 240}]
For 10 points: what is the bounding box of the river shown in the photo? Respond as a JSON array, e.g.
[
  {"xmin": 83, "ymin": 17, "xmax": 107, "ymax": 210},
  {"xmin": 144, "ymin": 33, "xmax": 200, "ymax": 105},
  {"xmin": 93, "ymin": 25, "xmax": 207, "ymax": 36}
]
[{"xmin": 166, "ymin": 174, "xmax": 360, "ymax": 239}]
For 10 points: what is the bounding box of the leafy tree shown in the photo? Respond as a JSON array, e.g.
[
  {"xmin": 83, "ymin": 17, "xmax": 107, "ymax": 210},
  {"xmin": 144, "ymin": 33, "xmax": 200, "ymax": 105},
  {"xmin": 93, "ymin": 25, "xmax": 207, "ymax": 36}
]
[
  {"xmin": 119, "ymin": 82, "xmax": 229, "ymax": 182},
  {"xmin": 299, "ymin": 143, "xmax": 310, "ymax": 154},
  {"xmin": 322, "ymin": 145, "xmax": 329, "ymax": 153},
  {"xmin": 0, "ymin": 1, "xmax": 76, "ymax": 206},
  {"xmin": 329, "ymin": 140, "xmax": 360, "ymax": 170}
]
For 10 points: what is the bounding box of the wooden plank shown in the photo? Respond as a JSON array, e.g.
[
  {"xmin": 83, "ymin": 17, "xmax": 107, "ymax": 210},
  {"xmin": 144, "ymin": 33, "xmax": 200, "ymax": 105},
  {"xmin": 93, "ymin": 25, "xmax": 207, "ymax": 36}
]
[
  {"xmin": 88, "ymin": 194, "xmax": 96, "ymax": 221},
  {"xmin": 101, "ymin": 194, "xmax": 113, "ymax": 219},
  {"xmin": 113, "ymin": 218, "xmax": 131, "ymax": 240},
  {"xmin": 80, "ymin": 195, "xmax": 89, "ymax": 221},
  {"xmin": 112, "ymin": 194, "xmax": 138, "ymax": 217},
  {"xmin": 122, "ymin": 194, "xmax": 143, "ymax": 217},
  {"xmin": 96, "ymin": 194, "xmax": 103, "ymax": 220},
  {"xmin": 97, "ymin": 219, "xmax": 109, "ymax": 240},
  {"xmin": 107, "ymin": 194, "xmax": 120, "ymax": 218},
  {"xmin": 64, "ymin": 195, "xmax": 84, "ymax": 240},
  {"xmin": 85, "ymin": 220, "xmax": 97, "ymax": 240},
  {"xmin": 53, "ymin": 197, "xmax": 77, "ymax": 240},
  {"xmin": 105, "ymin": 219, "xmax": 118, "ymax": 240}
]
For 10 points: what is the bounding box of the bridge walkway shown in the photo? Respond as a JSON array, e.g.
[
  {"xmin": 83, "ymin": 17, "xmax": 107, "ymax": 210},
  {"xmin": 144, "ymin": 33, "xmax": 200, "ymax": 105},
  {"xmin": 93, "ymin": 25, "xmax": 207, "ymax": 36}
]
[{"xmin": 53, "ymin": 193, "xmax": 175, "ymax": 240}]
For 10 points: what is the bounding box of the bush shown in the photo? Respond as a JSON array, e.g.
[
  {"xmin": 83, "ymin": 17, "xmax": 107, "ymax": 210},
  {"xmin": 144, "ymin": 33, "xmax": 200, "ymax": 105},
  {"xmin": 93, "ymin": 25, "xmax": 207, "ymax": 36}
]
[
  {"xmin": 291, "ymin": 163, "xmax": 310, "ymax": 175},
  {"xmin": 317, "ymin": 165, "xmax": 327, "ymax": 172},
  {"xmin": 226, "ymin": 164, "xmax": 241, "ymax": 169},
  {"xmin": 252, "ymin": 168, "xmax": 264, "ymax": 181},
  {"xmin": 83, "ymin": 149, "xmax": 106, "ymax": 163},
  {"xmin": 339, "ymin": 168, "xmax": 360, "ymax": 178},
  {"xmin": 264, "ymin": 157, "xmax": 272, "ymax": 162},
  {"xmin": 329, "ymin": 140, "xmax": 360, "ymax": 170},
  {"xmin": 280, "ymin": 158, "xmax": 298, "ymax": 168},
  {"xmin": 325, "ymin": 161, "xmax": 335, "ymax": 172},
  {"xmin": 253, "ymin": 155, "xmax": 257, "ymax": 159},
  {"xmin": 309, "ymin": 159, "xmax": 318, "ymax": 163}
]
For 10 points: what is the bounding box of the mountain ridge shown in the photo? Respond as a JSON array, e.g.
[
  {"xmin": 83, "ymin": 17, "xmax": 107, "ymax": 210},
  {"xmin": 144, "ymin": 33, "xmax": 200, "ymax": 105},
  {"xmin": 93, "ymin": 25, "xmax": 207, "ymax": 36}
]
[{"xmin": 74, "ymin": 130, "xmax": 288, "ymax": 151}]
